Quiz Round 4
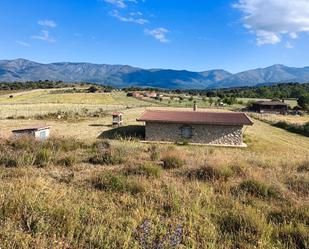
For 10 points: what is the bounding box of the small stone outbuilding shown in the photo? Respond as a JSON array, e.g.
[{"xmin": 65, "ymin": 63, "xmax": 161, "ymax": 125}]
[
  {"xmin": 112, "ymin": 112, "xmax": 124, "ymax": 126},
  {"xmin": 137, "ymin": 110, "xmax": 253, "ymax": 146},
  {"xmin": 12, "ymin": 126, "xmax": 51, "ymax": 140}
]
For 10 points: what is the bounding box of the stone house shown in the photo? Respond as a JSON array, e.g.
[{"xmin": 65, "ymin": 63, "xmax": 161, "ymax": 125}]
[
  {"xmin": 137, "ymin": 110, "xmax": 253, "ymax": 146},
  {"xmin": 250, "ymin": 101, "xmax": 289, "ymax": 115}
]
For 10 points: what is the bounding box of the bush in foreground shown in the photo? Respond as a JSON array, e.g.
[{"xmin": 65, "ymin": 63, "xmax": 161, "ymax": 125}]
[
  {"xmin": 125, "ymin": 163, "xmax": 162, "ymax": 178},
  {"xmin": 161, "ymin": 153, "xmax": 185, "ymax": 169},
  {"xmin": 267, "ymin": 206, "xmax": 309, "ymax": 226},
  {"xmin": 90, "ymin": 172, "xmax": 145, "ymax": 195},
  {"xmin": 0, "ymin": 154, "xmax": 19, "ymax": 167},
  {"xmin": 148, "ymin": 144, "xmax": 160, "ymax": 161},
  {"xmin": 286, "ymin": 176, "xmax": 309, "ymax": 196},
  {"xmin": 231, "ymin": 179, "xmax": 282, "ymax": 200},
  {"xmin": 34, "ymin": 149, "xmax": 52, "ymax": 167},
  {"xmin": 57, "ymin": 155, "xmax": 76, "ymax": 167},
  {"xmin": 297, "ymin": 161, "xmax": 309, "ymax": 173},
  {"xmin": 88, "ymin": 147, "xmax": 126, "ymax": 165},
  {"xmin": 217, "ymin": 208, "xmax": 264, "ymax": 248},
  {"xmin": 187, "ymin": 165, "xmax": 233, "ymax": 182},
  {"xmin": 274, "ymin": 225, "xmax": 309, "ymax": 249}
]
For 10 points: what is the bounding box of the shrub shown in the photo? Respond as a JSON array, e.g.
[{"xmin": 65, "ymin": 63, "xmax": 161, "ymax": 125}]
[
  {"xmin": 125, "ymin": 163, "xmax": 162, "ymax": 178},
  {"xmin": 126, "ymin": 181, "xmax": 145, "ymax": 195},
  {"xmin": 91, "ymin": 172, "xmax": 144, "ymax": 194},
  {"xmin": 297, "ymin": 161, "xmax": 309, "ymax": 173},
  {"xmin": 92, "ymin": 140, "xmax": 111, "ymax": 151},
  {"xmin": 218, "ymin": 209, "xmax": 263, "ymax": 247},
  {"xmin": 88, "ymin": 151, "xmax": 113, "ymax": 165},
  {"xmin": 286, "ymin": 176, "xmax": 309, "ymax": 196},
  {"xmin": 45, "ymin": 138, "xmax": 85, "ymax": 152},
  {"xmin": 232, "ymin": 179, "xmax": 282, "ymax": 199},
  {"xmin": 8, "ymin": 137, "xmax": 39, "ymax": 151},
  {"xmin": 57, "ymin": 155, "xmax": 76, "ymax": 167},
  {"xmin": 275, "ymin": 225, "xmax": 309, "ymax": 249},
  {"xmin": 88, "ymin": 147, "xmax": 125, "ymax": 165},
  {"xmin": 34, "ymin": 149, "xmax": 52, "ymax": 167},
  {"xmin": 267, "ymin": 206, "xmax": 309, "ymax": 226},
  {"xmin": 187, "ymin": 165, "xmax": 233, "ymax": 182},
  {"xmin": 229, "ymin": 163, "xmax": 246, "ymax": 177},
  {"xmin": 0, "ymin": 154, "xmax": 18, "ymax": 167},
  {"xmin": 91, "ymin": 172, "xmax": 126, "ymax": 192},
  {"xmin": 273, "ymin": 121, "xmax": 309, "ymax": 137},
  {"xmin": 148, "ymin": 144, "xmax": 160, "ymax": 161},
  {"xmin": 162, "ymin": 153, "xmax": 185, "ymax": 169}
]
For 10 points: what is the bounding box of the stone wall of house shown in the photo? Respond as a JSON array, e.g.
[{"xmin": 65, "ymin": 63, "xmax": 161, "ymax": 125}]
[{"xmin": 145, "ymin": 122, "xmax": 244, "ymax": 146}]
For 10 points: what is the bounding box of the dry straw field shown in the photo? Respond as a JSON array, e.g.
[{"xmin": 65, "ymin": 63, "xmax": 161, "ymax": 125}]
[{"xmin": 0, "ymin": 89, "xmax": 308, "ymax": 249}]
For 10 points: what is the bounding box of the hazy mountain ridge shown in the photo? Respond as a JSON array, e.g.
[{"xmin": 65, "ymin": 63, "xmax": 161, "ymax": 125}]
[
  {"xmin": 0, "ymin": 59, "xmax": 309, "ymax": 89},
  {"xmin": 213, "ymin": 64, "xmax": 309, "ymax": 88}
]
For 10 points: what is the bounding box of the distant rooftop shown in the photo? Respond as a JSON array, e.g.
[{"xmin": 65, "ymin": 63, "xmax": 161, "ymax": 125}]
[
  {"xmin": 111, "ymin": 112, "xmax": 123, "ymax": 116},
  {"xmin": 137, "ymin": 110, "xmax": 253, "ymax": 126},
  {"xmin": 254, "ymin": 101, "xmax": 289, "ymax": 106}
]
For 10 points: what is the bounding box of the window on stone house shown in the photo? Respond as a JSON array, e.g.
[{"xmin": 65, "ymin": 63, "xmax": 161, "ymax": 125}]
[{"xmin": 181, "ymin": 126, "xmax": 193, "ymax": 139}]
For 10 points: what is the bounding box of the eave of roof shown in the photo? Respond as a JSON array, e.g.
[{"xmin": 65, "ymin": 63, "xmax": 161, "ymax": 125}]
[{"xmin": 12, "ymin": 126, "xmax": 51, "ymax": 133}]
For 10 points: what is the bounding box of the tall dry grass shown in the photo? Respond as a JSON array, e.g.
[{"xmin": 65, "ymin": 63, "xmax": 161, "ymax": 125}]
[{"xmin": 0, "ymin": 134, "xmax": 308, "ymax": 248}]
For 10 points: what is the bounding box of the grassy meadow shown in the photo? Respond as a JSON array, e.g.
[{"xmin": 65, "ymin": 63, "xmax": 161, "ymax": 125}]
[
  {"xmin": 0, "ymin": 89, "xmax": 308, "ymax": 249},
  {"xmin": 0, "ymin": 89, "xmax": 155, "ymax": 119}
]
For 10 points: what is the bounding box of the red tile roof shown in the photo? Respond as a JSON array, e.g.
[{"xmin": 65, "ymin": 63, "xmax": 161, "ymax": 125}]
[{"xmin": 137, "ymin": 110, "xmax": 253, "ymax": 126}]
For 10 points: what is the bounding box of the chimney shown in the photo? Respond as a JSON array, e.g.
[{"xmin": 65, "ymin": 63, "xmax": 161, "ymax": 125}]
[
  {"xmin": 193, "ymin": 101, "xmax": 197, "ymax": 111},
  {"xmin": 282, "ymin": 99, "xmax": 285, "ymax": 103}
]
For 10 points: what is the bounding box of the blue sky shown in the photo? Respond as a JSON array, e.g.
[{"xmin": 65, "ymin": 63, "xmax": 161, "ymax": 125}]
[{"xmin": 1, "ymin": 0, "xmax": 309, "ymax": 73}]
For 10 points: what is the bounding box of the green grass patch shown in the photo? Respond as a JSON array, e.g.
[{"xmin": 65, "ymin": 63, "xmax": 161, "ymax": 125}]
[
  {"xmin": 162, "ymin": 154, "xmax": 185, "ymax": 169},
  {"xmin": 125, "ymin": 163, "xmax": 162, "ymax": 178},
  {"xmin": 286, "ymin": 176, "xmax": 309, "ymax": 196},
  {"xmin": 217, "ymin": 208, "xmax": 264, "ymax": 248},
  {"xmin": 231, "ymin": 179, "xmax": 282, "ymax": 200},
  {"xmin": 187, "ymin": 165, "xmax": 233, "ymax": 182},
  {"xmin": 274, "ymin": 225, "xmax": 309, "ymax": 249},
  {"xmin": 90, "ymin": 172, "xmax": 145, "ymax": 195}
]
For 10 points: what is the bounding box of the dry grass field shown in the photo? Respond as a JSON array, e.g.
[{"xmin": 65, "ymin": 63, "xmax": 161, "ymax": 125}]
[
  {"xmin": 250, "ymin": 113, "xmax": 309, "ymax": 125},
  {"xmin": 0, "ymin": 89, "xmax": 155, "ymax": 119},
  {"xmin": 0, "ymin": 90, "xmax": 308, "ymax": 249}
]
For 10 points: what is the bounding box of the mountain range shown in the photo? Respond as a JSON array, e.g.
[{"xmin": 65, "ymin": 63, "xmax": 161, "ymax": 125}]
[{"xmin": 1, "ymin": 59, "xmax": 309, "ymax": 89}]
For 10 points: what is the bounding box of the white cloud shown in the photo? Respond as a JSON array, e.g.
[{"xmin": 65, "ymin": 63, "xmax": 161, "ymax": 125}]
[
  {"xmin": 104, "ymin": 0, "xmax": 137, "ymax": 8},
  {"xmin": 110, "ymin": 10, "xmax": 148, "ymax": 24},
  {"xmin": 234, "ymin": 0, "xmax": 309, "ymax": 45},
  {"xmin": 31, "ymin": 30, "xmax": 56, "ymax": 43},
  {"xmin": 285, "ymin": 41, "xmax": 294, "ymax": 49},
  {"xmin": 16, "ymin": 41, "xmax": 30, "ymax": 47},
  {"xmin": 145, "ymin": 28, "xmax": 169, "ymax": 43},
  {"xmin": 38, "ymin": 19, "xmax": 57, "ymax": 28},
  {"xmin": 130, "ymin": 11, "xmax": 143, "ymax": 16}
]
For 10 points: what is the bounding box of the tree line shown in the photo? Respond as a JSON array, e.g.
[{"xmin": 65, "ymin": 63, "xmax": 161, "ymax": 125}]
[{"xmin": 0, "ymin": 80, "xmax": 114, "ymax": 92}]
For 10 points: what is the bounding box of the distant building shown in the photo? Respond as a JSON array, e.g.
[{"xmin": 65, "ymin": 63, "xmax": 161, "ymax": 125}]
[
  {"xmin": 250, "ymin": 101, "xmax": 289, "ymax": 114},
  {"xmin": 144, "ymin": 92, "xmax": 157, "ymax": 98},
  {"xmin": 112, "ymin": 112, "xmax": 124, "ymax": 126},
  {"xmin": 12, "ymin": 126, "xmax": 51, "ymax": 140},
  {"xmin": 137, "ymin": 110, "xmax": 253, "ymax": 146},
  {"xmin": 132, "ymin": 92, "xmax": 142, "ymax": 98}
]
